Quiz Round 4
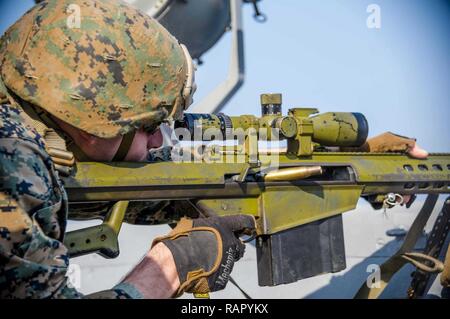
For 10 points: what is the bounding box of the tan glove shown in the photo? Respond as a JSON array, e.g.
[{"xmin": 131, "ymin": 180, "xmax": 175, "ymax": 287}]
[
  {"xmin": 152, "ymin": 215, "xmax": 256, "ymax": 297},
  {"xmin": 343, "ymin": 132, "xmax": 416, "ymax": 153}
]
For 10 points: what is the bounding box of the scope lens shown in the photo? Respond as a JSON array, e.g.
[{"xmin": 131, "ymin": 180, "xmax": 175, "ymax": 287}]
[{"xmin": 311, "ymin": 112, "xmax": 369, "ymax": 147}]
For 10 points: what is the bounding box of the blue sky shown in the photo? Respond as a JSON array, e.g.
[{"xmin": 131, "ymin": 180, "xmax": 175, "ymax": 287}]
[{"xmin": 1, "ymin": 0, "xmax": 449, "ymax": 151}]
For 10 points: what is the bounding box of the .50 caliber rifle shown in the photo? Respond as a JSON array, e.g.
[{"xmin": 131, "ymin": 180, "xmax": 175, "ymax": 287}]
[{"xmin": 62, "ymin": 94, "xmax": 450, "ymax": 298}]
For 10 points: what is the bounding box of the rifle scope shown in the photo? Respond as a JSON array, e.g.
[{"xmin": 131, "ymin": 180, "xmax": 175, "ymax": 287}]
[{"xmin": 176, "ymin": 107, "xmax": 368, "ymax": 148}]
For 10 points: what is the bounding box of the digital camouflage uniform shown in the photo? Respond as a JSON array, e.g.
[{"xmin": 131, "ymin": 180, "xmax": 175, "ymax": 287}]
[
  {"xmin": 0, "ymin": 0, "xmax": 193, "ymax": 298},
  {"xmin": 0, "ymin": 103, "xmax": 141, "ymax": 299}
]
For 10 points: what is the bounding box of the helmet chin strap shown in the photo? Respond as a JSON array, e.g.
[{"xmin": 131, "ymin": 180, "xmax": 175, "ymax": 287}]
[{"xmin": 112, "ymin": 130, "xmax": 136, "ymax": 162}]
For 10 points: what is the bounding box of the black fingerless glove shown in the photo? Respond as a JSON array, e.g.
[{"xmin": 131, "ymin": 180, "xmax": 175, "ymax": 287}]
[{"xmin": 152, "ymin": 215, "xmax": 256, "ymax": 297}]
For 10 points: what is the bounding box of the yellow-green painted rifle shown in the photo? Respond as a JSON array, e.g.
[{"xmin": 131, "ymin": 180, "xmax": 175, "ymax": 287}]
[{"xmin": 62, "ymin": 94, "xmax": 450, "ymax": 288}]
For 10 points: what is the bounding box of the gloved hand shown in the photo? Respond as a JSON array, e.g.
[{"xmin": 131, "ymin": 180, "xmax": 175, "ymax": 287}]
[
  {"xmin": 152, "ymin": 215, "xmax": 256, "ymax": 297},
  {"xmin": 343, "ymin": 132, "xmax": 417, "ymax": 153}
]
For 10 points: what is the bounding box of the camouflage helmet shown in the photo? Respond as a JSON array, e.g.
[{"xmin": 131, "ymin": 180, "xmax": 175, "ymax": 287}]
[{"xmin": 0, "ymin": 0, "xmax": 196, "ymax": 138}]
